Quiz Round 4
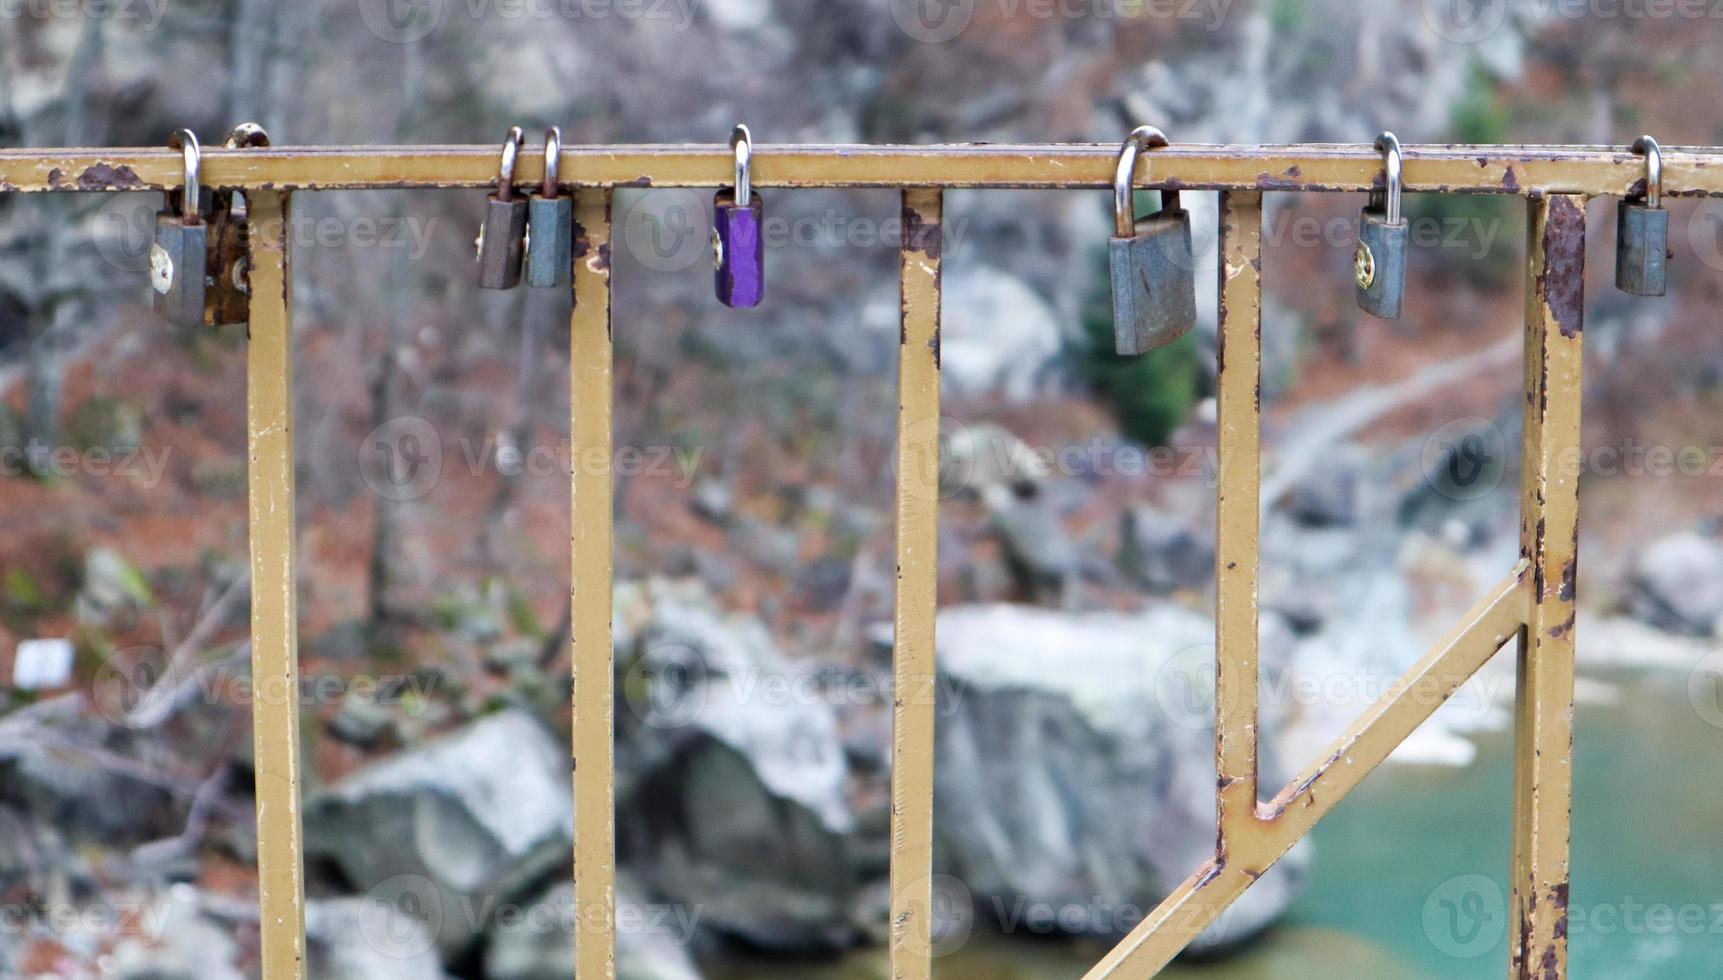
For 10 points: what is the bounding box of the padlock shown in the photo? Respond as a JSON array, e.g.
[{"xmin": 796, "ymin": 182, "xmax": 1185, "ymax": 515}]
[
  {"xmin": 475, "ymin": 127, "xmax": 528, "ymax": 290},
  {"xmin": 1108, "ymin": 125, "xmax": 1197, "ymax": 356},
  {"xmin": 205, "ymin": 123, "xmax": 272, "ymax": 326},
  {"xmin": 1616, "ymin": 135, "xmax": 1668, "ymax": 297},
  {"xmin": 714, "ymin": 124, "xmax": 764, "ymax": 308},
  {"xmin": 525, "ymin": 126, "xmax": 573, "ymax": 289},
  {"xmin": 151, "ymin": 129, "xmax": 209, "ymax": 328},
  {"xmin": 1355, "ymin": 132, "xmax": 1409, "ymax": 320}
]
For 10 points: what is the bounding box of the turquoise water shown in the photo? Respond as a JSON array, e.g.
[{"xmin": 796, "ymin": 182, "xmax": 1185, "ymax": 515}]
[{"xmin": 715, "ymin": 671, "xmax": 1723, "ymax": 979}]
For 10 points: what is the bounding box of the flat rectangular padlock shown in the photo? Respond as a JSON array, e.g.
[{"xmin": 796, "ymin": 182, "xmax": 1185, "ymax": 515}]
[
  {"xmin": 1616, "ymin": 199, "xmax": 1668, "ymax": 297},
  {"xmin": 151, "ymin": 207, "xmax": 208, "ymax": 329},
  {"xmin": 1355, "ymin": 205, "xmax": 1409, "ymax": 320},
  {"xmin": 1109, "ymin": 196, "xmax": 1197, "ymax": 356},
  {"xmin": 713, "ymin": 188, "xmax": 764, "ymax": 308},
  {"xmin": 476, "ymin": 192, "xmax": 528, "ymax": 290},
  {"xmin": 525, "ymin": 194, "xmax": 573, "ymax": 289}
]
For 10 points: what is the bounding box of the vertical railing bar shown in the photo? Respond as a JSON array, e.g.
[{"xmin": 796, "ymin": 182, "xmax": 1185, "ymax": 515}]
[
  {"xmin": 1214, "ymin": 190, "xmax": 1264, "ymax": 846},
  {"xmin": 571, "ymin": 187, "xmax": 617, "ymax": 979},
  {"xmin": 245, "ymin": 190, "xmax": 309, "ymax": 979},
  {"xmin": 889, "ymin": 187, "xmax": 943, "ymax": 980},
  {"xmin": 1509, "ymin": 194, "xmax": 1584, "ymax": 980}
]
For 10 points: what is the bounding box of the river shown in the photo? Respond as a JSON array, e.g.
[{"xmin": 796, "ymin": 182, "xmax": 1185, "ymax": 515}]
[{"xmin": 711, "ymin": 669, "xmax": 1723, "ymax": 979}]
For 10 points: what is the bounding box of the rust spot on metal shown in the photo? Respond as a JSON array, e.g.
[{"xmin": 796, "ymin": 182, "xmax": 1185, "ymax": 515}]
[
  {"xmin": 47, "ymin": 167, "xmax": 64, "ymax": 188},
  {"xmin": 1538, "ymin": 195, "xmax": 1585, "ymax": 337},
  {"xmin": 903, "ymin": 204, "xmax": 942, "ymax": 260},
  {"xmin": 619, "ymin": 176, "xmax": 653, "ymax": 188},
  {"xmin": 928, "ymin": 325, "xmax": 941, "ymax": 369},
  {"xmin": 1253, "ymin": 172, "xmax": 1303, "ymax": 191},
  {"xmin": 76, "ymin": 163, "xmax": 144, "ymax": 190},
  {"xmin": 594, "ymin": 243, "xmax": 611, "ymax": 272},
  {"xmin": 1501, "ymin": 166, "xmax": 1520, "ymax": 193},
  {"xmin": 1558, "ymin": 558, "xmax": 1576, "ymax": 603}
]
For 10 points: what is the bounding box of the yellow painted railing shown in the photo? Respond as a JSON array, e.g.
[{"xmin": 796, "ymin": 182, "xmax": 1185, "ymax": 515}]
[{"xmin": 1, "ymin": 140, "xmax": 1625, "ymax": 978}]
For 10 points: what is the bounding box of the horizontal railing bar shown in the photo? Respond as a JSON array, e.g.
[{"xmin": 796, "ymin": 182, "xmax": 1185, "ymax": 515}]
[{"xmin": 0, "ymin": 142, "xmax": 1716, "ymax": 195}]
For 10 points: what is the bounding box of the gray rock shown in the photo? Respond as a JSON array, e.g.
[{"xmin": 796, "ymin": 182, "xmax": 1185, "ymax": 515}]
[
  {"xmin": 1285, "ymin": 444, "xmax": 1371, "ymax": 527},
  {"xmin": 303, "ymin": 708, "xmax": 573, "ymax": 957},
  {"xmin": 690, "ymin": 478, "xmax": 734, "ymax": 524},
  {"xmin": 939, "ymin": 265, "xmax": 1062, "ymax": 402},
  {"xmin": 1119, "ymin": 505, "xmax": 1214, "ymax": 593},
  {"xmin": 107, "ymin": 889, "xmax": 246, "ymax": 980},
  {"xmin": 1630, "ymin": 532, "xmax": 1723, "ymax": 636},
  {"xmin": 326, "ymin": 699, "xmax": 396, "ymax": 749},
  {"xmin": 0, "ymin": 695, "xmax": 180, "ymax": 847},
  {"xmin": 484, "ymin": 880, "xmax": 705, "ymax": 980},
  {"xmin": 76, "ymin": 546, "xmax": 156, "ymax": 623},
  {"xmin": 306, "ymin": 897, "xmax": 451, "ymax": 980},
  {"xmin": 933, "ymin": 603, "xmax": 1309, "ymax": 954},
  {"xmin": 614, "ymin": 578, "xmax": 856, "ymax": 953}
]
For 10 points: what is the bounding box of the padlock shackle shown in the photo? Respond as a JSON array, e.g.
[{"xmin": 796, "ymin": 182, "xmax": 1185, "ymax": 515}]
[
  {"xmin": 1632, "ymin": 135, "xmax": 1662, "ymax": 209},
  {"xmin": 542, "ymin": 126, "xmax": 562, "ymax": 198},
  {"xmin": 730, "ymin": 124, "xmax": 752, "ymax": 205},
  {"xmin": 166, "ymin": 128, "xmax": 201, "ymax": 225},
  {"xmin": 493, "ymin": 126, "xmax": 525, "ymax": 200},
  {"xmin": 1373, "ymin": 132, "xmax": 1403, "ymax": 225},
  {"xmin": 1113, "ymin": 125, "xmax": 1171, "ymax": 238}
]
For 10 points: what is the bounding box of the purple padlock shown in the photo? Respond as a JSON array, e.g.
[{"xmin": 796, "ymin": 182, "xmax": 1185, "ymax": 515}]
[{"xmin": 713, "ymin": 124, "xmax": 764, "ymax": 308}]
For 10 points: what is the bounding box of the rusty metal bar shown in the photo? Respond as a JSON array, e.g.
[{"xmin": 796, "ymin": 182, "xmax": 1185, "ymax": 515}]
[
  {"xmin": 244, "ymin": 191, "xmax": 309, "ymax": 980},
  {"xmin": 889, "ymin": 188, "xmax": 943, "ymax": 980},
  {"xmin": 570, "ymin": 188, "xmax": 618, "ymax": 979},
  {"xmin": 2, "ymin": 143, "xmax": 1718, "ymax": 196},
  {"xmin": 1214, "ymin": 190, "xmax": 1263, "ymax": 844},
  {"xmin": 1510, "ymin": 194, "xmax": 1585, "ymax": 980}
]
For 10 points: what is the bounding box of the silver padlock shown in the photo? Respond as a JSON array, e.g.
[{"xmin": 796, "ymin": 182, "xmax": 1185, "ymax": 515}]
[
  {"xmin": 1617, "ymin": 135, "xmax": 1668, "ymax": 297},
  {"xmin": 1355, "ymin": 132, "xmax": 1409, "ymax": 320},
  {"xmin": 475, "ymin": 127, "xmax": 528, "ymax": 290},
  {"xmin": 525, "ymin": 126, "xmax": 573, "ymax": 289},
  {"xmin": 1108, "ymin": 125, "xmax": 1197, "ymax": 356},
  {"xmin": 151, "ymin": 129, "xmax": 208, "ymax": 328}
]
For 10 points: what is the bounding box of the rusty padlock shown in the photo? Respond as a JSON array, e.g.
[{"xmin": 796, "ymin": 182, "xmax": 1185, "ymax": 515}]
[
  {"xmin": 1108, "ymin": 125, "xmax": 1197, "ymax": 355},
  {"xmin": 525, "ymin": 126, "xmax": 573, "ymax": 289},
  {"xmin": 205, "ymin": 123, "xmax": 272, "ymax": 326},
  {"xmin": 1617, "ymin": 135, "xmax": 1668, "ymax": 297},
  {"xmin": 713, "ymin": 124, "xmax": 764, "ymax": 308},
  {"xmin": 475, "ymin": 127, "xmax": 528, "ymax": 290},
  {"xmin": 1355, "ymin": 132, "xmax": 1409, "ymax": 320},
  {"xmin": 150, "ymin": 129, "xmax": 209, "ymax": 328}
]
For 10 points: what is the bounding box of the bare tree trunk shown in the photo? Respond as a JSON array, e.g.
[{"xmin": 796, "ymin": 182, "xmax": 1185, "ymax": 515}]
[
  {"xmin": 23, "ymin": 17, "xmax": 104, "ymax": 461},
  {"xmin": 366, "ymin": 40, "xmax": 425, "ymax": 652}
]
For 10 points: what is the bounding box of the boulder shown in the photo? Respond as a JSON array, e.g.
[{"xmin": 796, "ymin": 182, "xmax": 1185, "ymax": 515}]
[
  {"xmin": 933, "ymin": 603, "xmax": 1310, "ymax": 954},
  {"xmin": 939, "ymin": 266, "xmax": 1062, "ymax": 402},
  {"xmin": 305, "ymin": 897, "xmax": 451, "ymax": 980},
  {"xmin": 1119, "ymin": 504, "xmax": 1215, "ymax": 593},
  {"xmin": 483, "ymin": 880, "xmax": 705, "ymax": 980},
  {"xmin": 0, "ymin": 695, "xmax": 181, "ymax": 847},
  {"xmin": 614, "ymin": 578, "xmax": 856, "ymax": 953},
  {"xmin": 302, "ymin": 708, "xmax": 573, "ymax": 958},
  {"xmin": 1630, "ymin": 532, "xmax": 1723, "ymax": 636},
  {"xmin": 106, "ymin": 889, "xmax": 247, "ymax": 980}
]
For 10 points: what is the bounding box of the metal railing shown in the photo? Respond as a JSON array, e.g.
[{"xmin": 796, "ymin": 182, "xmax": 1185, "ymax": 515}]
[{"xmin": 3, "ymin": 139, "xmax": 1658, "ymax": 978}]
